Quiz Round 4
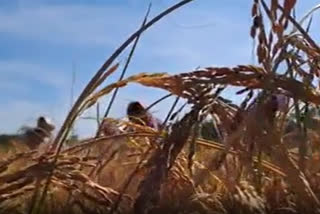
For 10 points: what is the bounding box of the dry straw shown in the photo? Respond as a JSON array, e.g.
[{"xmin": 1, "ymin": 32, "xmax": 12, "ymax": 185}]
[{"xmin": 2, "ymin": 0, "xmax": 320, "ymax": 214}]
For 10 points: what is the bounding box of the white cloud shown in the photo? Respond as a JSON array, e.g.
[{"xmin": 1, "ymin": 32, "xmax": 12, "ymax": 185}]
[
  {"xmin": 0, "ymin": 4, "xmax": 141, "ymax": 47},
  {"xmin": 0, "ymin": 60, "xmax": 68, "ymax": 90},
  {"xmin": 0, "ymin": 1, "xmax": 257, "ymax": 138},
  {"xmin": 0, "ymin": 1, "xmax": 253, "ymax": 65}
]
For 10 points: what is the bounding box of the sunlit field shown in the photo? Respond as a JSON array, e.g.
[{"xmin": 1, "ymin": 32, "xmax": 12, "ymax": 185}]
[{"xmin": 2, "ymin": 0, "xmax": 320, "ymax": 213}]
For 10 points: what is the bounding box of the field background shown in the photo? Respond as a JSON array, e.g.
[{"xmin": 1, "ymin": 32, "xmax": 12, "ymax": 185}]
[{"xmin": 2, "ymin": 0, "xmax": 320, "ymax": 214}]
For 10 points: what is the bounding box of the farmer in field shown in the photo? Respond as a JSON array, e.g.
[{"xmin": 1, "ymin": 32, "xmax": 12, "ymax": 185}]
[
  {"xmin": 0, "ymin": 116, "xmax": 55, "ymax": 153},
  {"xmin": 265, "ymin": 93, "xmax": 289, "ymax": 122},
  {"xmin": 99, "ymin": 101, "xmax": 163, "ymax": 137},
  {"xmin": 126, "ymin": 101, "xmax": 163, "ymax": 130},
  {"xmin": 27, "ymin": 116, "xmax": 55, "ymax": 149},
  {"xmin": 246, "ymin": 92, "xmax": 290, "ymax": 124}
]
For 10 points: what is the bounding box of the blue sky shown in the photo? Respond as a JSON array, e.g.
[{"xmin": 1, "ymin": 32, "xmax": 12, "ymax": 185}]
[{"xmin": 0, "ymin": 0, "xmax": 319, "ymax": 137}]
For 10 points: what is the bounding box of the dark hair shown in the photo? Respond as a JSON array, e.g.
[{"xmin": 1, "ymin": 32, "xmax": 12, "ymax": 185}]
[
  {"xmin": 38, "ymin": 116, "xmax": 46, "ymax": 122},
  {"xmin": 37, "ymin": 116, "xmax": 55, "ymax": 132},
  {"xmin": 127, "ymin": 101, "xmax": 145, "ymax": 116}
]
